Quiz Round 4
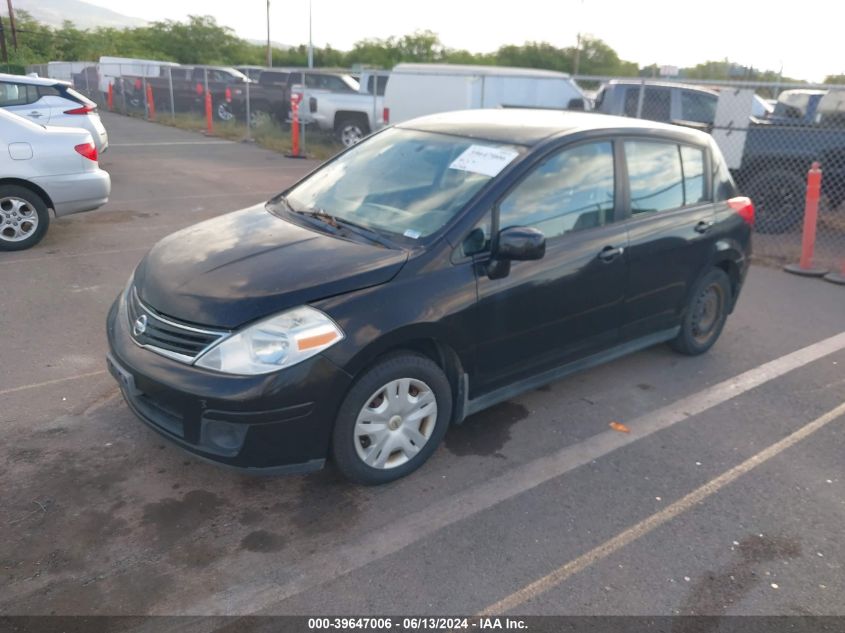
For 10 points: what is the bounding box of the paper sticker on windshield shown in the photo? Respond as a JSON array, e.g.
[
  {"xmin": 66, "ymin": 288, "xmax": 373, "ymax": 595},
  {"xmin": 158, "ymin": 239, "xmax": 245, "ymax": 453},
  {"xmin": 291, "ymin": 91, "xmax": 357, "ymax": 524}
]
[{"xmin": 449, "ymin": 145, "xmax": 519, "ymax": 178}]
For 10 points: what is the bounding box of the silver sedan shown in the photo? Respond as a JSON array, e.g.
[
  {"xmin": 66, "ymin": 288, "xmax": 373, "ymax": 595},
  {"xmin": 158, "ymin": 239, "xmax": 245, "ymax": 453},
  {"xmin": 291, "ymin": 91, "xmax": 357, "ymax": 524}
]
[{"xmin": 0, "ymin": 108, "xmax": 110, "ymax": 250}]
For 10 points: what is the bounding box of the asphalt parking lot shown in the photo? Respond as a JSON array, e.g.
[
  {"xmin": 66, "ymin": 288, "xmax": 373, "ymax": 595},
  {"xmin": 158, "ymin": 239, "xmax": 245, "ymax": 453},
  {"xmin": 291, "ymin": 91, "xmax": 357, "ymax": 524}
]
[{"xmin": 1, "ymin": 112, "xmax": 844, "ymax": 621}]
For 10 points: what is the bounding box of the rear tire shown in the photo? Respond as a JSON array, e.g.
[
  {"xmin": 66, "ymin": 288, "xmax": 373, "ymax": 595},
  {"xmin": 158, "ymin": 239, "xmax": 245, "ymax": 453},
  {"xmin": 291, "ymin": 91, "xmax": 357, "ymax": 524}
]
[
  {"xmin": 0, "ymin": 185, "xmax": 49, "ymax": 251},
  {"xmin": 335, "ymin": 116, "xmax": 369, "ymax": 147},
  {"xmin": 332, "ymin": 352, "xmax": 452, "ymax": 485},
  {"xmin": 670, "ymin": 268, "xmax": 731, "ymax": 356}
]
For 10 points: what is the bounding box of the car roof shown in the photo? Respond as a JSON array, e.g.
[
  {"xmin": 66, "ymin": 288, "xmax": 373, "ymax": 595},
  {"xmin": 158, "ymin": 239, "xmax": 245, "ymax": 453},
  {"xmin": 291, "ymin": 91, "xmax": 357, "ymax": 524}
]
[
  {"xmin": 0, "ymin": 72, "xmax": 70, "ymax": 87},
  {"xmin": 392, "ymin": 63, "xmax": 571, "ymax": 79},
  {"xmin": 397, "ymin": 108, "xmax": 709, "ymax": 146},
  {"xmin": 604, "ymin": 79, "xmax": 718, "ymax": 96}
]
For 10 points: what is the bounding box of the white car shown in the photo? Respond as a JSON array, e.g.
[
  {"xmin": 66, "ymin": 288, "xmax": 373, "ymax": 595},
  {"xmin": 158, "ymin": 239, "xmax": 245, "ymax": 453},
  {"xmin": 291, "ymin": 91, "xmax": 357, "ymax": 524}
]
[
  {"xmin": 0, "ymin": 109, "xmax": 111, "ymax": 251},
  {"xmin": 0, "ymin": 73, "xmax": 109, "ymax": 153}
]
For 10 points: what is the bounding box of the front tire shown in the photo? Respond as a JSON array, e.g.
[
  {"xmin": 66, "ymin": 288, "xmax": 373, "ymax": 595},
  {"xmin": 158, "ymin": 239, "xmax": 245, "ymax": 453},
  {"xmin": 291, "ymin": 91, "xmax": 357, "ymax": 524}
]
[
  {"xmin": 0, "ymin": 185, "xmax": 49, "ymax": 251},
  {"xmin": 670, "ymin": 268, "xmax": 731, "ymax": 356},
  {"xmin": 332, "ymin": 353, "xmax": 452, "ymax": 485}
]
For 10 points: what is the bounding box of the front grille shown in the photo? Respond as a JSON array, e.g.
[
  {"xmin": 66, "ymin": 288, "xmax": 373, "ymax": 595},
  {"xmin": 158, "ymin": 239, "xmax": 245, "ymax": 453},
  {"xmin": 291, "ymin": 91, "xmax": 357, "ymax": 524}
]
[{"xmin": 128, "ymin": 287, "xmax": 228, "ymax": 362}]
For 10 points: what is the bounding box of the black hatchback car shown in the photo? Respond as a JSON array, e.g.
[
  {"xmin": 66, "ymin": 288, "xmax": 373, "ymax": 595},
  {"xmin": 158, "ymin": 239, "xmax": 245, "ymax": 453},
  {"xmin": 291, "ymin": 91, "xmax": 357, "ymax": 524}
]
[{"xmin": 106, "ymin": 110, "xmax": 753, "ymax": 484}]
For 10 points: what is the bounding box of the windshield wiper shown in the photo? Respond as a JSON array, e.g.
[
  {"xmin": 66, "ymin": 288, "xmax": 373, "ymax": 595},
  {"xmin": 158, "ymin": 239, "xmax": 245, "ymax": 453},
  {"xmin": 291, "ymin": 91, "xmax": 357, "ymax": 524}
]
[
  {"xmin": 297, "ymin": 206, "xmax": 395, "ymax": 248},
  {"xmin": 273, "ymin": 198, "xmax": 396, "ymax": 248}
]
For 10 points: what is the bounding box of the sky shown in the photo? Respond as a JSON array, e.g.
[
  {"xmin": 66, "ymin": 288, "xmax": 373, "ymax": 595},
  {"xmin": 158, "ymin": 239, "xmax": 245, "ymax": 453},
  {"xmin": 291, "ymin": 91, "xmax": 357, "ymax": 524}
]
[{"xmin": 82, "ymin": 0, "xmax": 844, "ymax": 82}]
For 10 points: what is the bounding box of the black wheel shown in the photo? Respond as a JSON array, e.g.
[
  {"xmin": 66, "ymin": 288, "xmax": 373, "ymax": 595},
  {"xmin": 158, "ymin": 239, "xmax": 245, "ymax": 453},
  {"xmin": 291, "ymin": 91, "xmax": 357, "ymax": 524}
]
[
  {"xmin": 335, "ymin": 117, "xmax": 369, "ymax": 147},
  {"xmin": 743, "ymin": 169, "xmax": 805, "ymax": 234},
  {"xmin": 216, "ymin": 102, "xmax": 235, "ymax": 121},
  {"xmin": 670, "ymin": 269, "xmax": 731, "ymax": 356},
  {"xmin": 332, "ymin": 352, "xmax": 452, "ymax": 485},
  {"xmin": 0, "ymin": 185, "xmax": 49, "ymax": 251}
]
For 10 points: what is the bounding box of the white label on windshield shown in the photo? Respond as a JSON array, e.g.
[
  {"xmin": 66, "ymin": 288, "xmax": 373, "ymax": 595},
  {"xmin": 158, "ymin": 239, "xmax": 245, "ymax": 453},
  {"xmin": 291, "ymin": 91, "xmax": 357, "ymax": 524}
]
[
  {"xmin": 403, "ymin": 229, "xmax": 421, "ymax": 239},
  {"xmin": 449, "ymin": 145, "xmax": 519, "ymax": 178}
]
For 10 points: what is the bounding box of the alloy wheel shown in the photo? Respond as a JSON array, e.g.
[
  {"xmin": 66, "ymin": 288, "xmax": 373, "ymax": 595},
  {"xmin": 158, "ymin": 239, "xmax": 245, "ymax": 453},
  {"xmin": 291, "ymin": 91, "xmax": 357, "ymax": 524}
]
[
  {"xmin": 0, "ymin": 197, "xmax": 39, "ymax": 242},
  {"xmin": 340, "ymin": 124, "xmax": 364, "ymax": 147}
]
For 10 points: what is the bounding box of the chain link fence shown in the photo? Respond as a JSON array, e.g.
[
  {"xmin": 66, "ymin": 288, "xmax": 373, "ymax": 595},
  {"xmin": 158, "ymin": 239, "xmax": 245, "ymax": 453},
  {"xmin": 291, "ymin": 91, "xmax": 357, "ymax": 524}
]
[
  {"xmin": 22, "ymin": 63, "xmax": 845, "ymax": 271},
  {"xmin": 576, "ymin": 75, "xmax": 845, "ymax": 271}
]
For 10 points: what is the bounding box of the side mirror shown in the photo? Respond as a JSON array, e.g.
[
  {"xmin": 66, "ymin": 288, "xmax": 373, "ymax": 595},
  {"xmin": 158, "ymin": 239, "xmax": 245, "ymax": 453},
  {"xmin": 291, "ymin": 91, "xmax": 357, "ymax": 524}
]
[
  {"xmin": 495, "ymin": 226, "xmax": 546, "ymax": 261},
  {"xmin": 487, "ymin": 226, "xmax": 546, "ymax": 280},
  {"xmin": 567, "ymin": 97, "xmax": 586, "ymax": 111}
]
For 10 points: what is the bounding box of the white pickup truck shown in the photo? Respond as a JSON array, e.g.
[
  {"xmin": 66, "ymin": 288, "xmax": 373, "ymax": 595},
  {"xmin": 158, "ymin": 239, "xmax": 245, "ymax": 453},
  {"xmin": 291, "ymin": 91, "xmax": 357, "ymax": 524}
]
[{"xmin": 294, "ymin": 70, "xmax": 385, "ymax": 147}]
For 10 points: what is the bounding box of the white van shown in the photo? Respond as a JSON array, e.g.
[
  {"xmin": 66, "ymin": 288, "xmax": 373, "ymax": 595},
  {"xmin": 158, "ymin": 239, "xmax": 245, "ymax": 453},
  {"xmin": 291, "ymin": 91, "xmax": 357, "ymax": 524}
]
[
  {"xmin": 383, "ymin": 63, "xmax": 587, "ymax": 125},
  {"xmin": 97, "ymin": 56, "xmax": 180, "ymax": 96}
]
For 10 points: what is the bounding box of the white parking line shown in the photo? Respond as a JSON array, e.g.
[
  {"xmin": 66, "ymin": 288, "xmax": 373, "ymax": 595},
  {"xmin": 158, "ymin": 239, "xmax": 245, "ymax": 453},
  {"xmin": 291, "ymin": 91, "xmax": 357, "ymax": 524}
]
[
  {"xmin": 0, "ymin": 370, "xmax": 108, "ymax": 397},
  {"xmin": 173, "ymin": 331, "xmax": 845, "ymax": 616},
  {"xmin": 480, "ymin": 399, "xmax": 845, "ymax": 614},
  {"xmin": 0, "ymin": 247, "xmax": 150, "ymax": 266},
  {"xmin": 109, "ymin": 141, "xmax": 235, "ymax": 147}
]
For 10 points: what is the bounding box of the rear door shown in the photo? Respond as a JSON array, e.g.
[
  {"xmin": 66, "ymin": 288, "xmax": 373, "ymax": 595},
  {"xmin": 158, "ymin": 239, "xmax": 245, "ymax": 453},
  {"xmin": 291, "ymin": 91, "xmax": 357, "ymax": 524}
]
[
  {"xmin": 472, "ymin": 139, "xmax": 629, "ymax": 393},
  {"xmin": 621, "ymin": 138, "xmax": 717, "ymax": 340},
  {"xmin": 0, "ymin": 82, "xmax": 50, "ymax": 123}
]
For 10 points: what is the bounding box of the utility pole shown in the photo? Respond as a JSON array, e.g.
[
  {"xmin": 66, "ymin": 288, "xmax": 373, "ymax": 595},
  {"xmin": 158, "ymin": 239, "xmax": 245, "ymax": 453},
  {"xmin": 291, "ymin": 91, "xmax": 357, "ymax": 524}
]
[
  {"xmin": 571, "ymin": 0, "xmax": 584, "ymax": 76},
  {"xmin": 6, "ymin": 0, "xmax": 16, "ymax": 49},
  {"xmin": 307, "ymin": 0, "xmax": 313, "ymax": 68},
  {"xmin": 0, "ymin": 17, "xmax": 8, "ymax": 64},
  {"xmin": 572, "ymin": 32, "xmax": 581, "ymax": 76},
  {"xmin": 266, "ymin": 0, "xmax": 272, "ymax": 67}
]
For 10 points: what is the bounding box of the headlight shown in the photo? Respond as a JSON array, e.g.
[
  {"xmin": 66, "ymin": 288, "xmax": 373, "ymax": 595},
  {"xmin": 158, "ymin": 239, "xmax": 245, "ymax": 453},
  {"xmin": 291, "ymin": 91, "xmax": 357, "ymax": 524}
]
[{"xmin": 194, "ymin": 306, "xmax": 344, "ymax": 375}]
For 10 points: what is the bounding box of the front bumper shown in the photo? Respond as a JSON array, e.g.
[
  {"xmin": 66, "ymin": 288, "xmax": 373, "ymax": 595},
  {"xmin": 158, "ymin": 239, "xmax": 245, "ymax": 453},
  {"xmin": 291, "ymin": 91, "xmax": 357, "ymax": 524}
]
[
  {"xmin": 106, "ymin": 297, "xmax": 353, "ymax": 472},
  {"xmin": 34, "ymin": 169, "xmax": 111, "ymax": 217}
]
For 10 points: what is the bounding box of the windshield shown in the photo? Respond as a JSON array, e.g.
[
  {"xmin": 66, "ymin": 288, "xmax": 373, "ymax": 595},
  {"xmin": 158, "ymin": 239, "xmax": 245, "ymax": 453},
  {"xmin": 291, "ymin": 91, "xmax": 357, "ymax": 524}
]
[{"xmin": 283, "ymin": 128, "xmax": 522, "ymax": 239}]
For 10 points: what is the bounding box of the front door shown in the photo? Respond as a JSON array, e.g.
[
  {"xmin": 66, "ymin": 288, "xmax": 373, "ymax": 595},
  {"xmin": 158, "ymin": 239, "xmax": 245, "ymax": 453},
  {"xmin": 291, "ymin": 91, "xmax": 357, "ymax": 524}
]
[{"xmin": 472, "ymin": 140, "xmax": 629, "ymax": 395}]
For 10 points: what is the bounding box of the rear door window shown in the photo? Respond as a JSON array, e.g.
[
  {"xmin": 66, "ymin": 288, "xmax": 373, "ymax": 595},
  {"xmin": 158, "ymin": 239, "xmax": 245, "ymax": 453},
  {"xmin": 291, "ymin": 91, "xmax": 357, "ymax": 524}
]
[
  {"xmin": 623, "ymin": 86, "xmax": 671, "ymax": 121},
  {"xmin": 260, "ymin": 71, "xmax": 290, "ymax": 86},
  {"xmin": 625, "ymin": 140, "xmax": 684, "ymax": 213},
  {"xmin": 0, "ymin": 83, "xmax": 39, "ymax": 106}
]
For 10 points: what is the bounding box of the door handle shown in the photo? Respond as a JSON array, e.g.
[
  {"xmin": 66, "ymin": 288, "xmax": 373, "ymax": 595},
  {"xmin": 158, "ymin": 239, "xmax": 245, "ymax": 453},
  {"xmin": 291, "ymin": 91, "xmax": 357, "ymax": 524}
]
[
  {"xmin": 694, "ymin": 220, "xmax": 714, "ymax": 234},
  {"xmin": 28, "ymin": 112, "xmax": 44, "ymax": 118},
  {"xmin": 598, "ymin": 245, "xmax": 624, "ymax": 262}
]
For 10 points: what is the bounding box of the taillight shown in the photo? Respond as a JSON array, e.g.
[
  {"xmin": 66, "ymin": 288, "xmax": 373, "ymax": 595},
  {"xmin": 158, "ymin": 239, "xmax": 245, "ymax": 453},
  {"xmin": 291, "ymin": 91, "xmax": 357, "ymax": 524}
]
[
  {"xmin": 728, "ymin": 196, "xmax": 755, "ymax": 227},
  {"xmin": 134, "ymin": 78, "xmax": 142, "ymax": 90},
  {"xmin": 383, "ymin": 107, "xmax": 390, "ymax": 123},
  {"xmin": 309, "ymin": 97, "xmax": 317, "ymax": 113},
  {"xmin": 225, "ymin": 87, "xmax": 232, "ymax": 102},
  {"xmin": 196, "ymin": 82, "xmax": 204, "ymax": 95},
  {"xmin": 64, "ymin": 103, "xmax": 96, "ymax": 115},
  {"xmin": 74, "ymin": 142, "xmax": 98, "ymax": 162}
]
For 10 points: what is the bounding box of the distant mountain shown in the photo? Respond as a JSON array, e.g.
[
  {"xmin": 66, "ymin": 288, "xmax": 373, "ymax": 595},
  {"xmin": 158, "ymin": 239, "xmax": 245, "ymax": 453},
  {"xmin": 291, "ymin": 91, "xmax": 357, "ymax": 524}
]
[
  {"xmin": 245, "ymin": 38, "xmax": 293, "ymax": 51},
  {"xmin": 15, "ymin": 0, "xmax": 147, "ymax": 30}
]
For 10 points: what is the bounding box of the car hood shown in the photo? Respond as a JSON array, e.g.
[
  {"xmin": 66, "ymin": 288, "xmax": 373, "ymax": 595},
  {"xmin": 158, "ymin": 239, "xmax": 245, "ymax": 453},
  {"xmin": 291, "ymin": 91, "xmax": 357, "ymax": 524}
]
[{"xmin": 134, "ymin": 204, "xmax": 408, "ymax": 329}]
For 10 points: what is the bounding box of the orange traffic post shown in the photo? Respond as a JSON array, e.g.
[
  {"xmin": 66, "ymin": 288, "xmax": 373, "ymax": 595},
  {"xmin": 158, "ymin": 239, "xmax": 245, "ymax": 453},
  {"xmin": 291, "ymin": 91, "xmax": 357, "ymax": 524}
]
[
  {"xmin": 107, "ymin": 82, "xmax": 114, "ymax": 111},
  {"xmin": 286, "ymin": 94, "xmax": 304, "ymax": 158},
  {"xmin": 784, "ymin": 162, "xmax": 829, "ymax": 277},
  {"xmin": 204, "ymin": 90, "xmax": 213, "ymax": 135},
  {"xmin": 146, "ymin": 83, "xmax": 156, "ymax": 121}
]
